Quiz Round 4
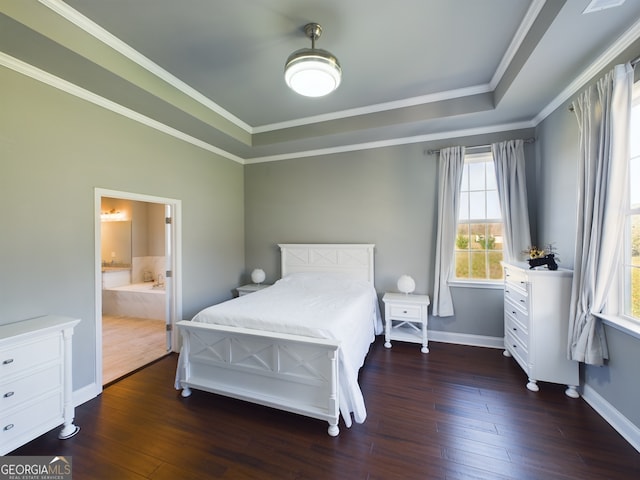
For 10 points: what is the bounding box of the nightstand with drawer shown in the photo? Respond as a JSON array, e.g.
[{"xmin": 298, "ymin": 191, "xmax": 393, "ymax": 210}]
[{"xmin": 382, "ymin": 293, "xmax": 431, "ymax": 353}]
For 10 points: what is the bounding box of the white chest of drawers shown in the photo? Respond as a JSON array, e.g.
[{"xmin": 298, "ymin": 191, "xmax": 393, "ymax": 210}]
[
  {"xmin": 0, "ymin": 315, "xmax": 80, "ymax": 455},
  {"xmin": 501, "ymin": 262, "xmax": 579, "ymax": 398}
]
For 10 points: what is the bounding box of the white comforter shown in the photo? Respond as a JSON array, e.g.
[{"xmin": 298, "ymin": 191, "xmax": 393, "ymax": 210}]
[{"xmin": 181, "ymin": 272, "xmax": 382, "ymax": 427}]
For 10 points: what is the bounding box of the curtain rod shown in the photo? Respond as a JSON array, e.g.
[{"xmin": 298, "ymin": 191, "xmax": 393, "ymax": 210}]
[
  {"xmin": 568, "ymin": 55, "xmax": 639, "ymax": 112},
  {"xmin": 425, "ymin": 137, "xmax": 535, "ymax": 156}
]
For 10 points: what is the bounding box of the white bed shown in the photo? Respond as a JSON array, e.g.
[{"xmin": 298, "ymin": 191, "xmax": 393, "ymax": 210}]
[{"xmin": 174, "ymin": 244, "xmax": 382, "ymax": 436}]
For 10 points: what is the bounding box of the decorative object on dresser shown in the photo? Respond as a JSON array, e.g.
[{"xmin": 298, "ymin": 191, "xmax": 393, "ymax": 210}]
[
  {"xmin": 501, "ymin": 262, "xmax": 579, "ymax": 397},
  {"xmin": 382, "ymin": 292, "xmax": 430, "ymax": 353},
  {"xmin": 523, "ymin": 244, "xmax": 559, "ymax": 270},
  {"xmin": 527, "ymin": 254, "xmax": 557, "ymax": 270},
  {"xmin": 1, "ymin": 315, "xmax": 80, "ymax": 455}
]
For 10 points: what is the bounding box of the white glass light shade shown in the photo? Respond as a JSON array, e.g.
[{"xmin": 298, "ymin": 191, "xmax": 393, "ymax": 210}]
[
  {"xmin": 284, "ymin": 49, "xmax": 341, "ymax": 97},
  {"xmin": 397, "ymin": 275, "xmax": 416, "ymax": 294},
  {"xmin": 251, "ymin": 268, "xmax": 266, "ymax": 284}
]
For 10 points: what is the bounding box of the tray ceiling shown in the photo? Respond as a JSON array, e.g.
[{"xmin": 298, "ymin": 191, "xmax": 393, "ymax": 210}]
[{"xmin": 1, "ymin": 1, "xmax": 640, "ymax": 163}]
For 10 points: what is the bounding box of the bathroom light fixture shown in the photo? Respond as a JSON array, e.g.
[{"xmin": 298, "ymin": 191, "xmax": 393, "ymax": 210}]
[
  {"xmin": 100, "ymin": 209, "xmax": 125, "ymax": 222},
  {"xmin": 284, "ymin": 22, "xmax": 341, "ymax": 97}
]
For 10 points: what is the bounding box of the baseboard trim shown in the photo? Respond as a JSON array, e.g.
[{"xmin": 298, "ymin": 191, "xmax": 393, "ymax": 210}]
[
  {"xmin": 428, "ymin": 330, "xmax": 504, "ymax": 349},
  {"xmin": 582, "ymin": 384, "xmax": 640, "ymax": 453},
  {"xmin": 73, "ymin": 383, "xmax": 101, "ymax": 408}
]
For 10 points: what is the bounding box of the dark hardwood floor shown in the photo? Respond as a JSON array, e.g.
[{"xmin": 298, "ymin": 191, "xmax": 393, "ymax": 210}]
[{"xmin": 11, "ymin": 339, "xmax": 640, "ymax": 479}]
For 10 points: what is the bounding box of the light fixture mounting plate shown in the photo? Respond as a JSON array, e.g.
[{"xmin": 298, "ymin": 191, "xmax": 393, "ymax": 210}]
[{"xmin": 304, "ymin": 23, "xmax": 322, "ymax": 41}]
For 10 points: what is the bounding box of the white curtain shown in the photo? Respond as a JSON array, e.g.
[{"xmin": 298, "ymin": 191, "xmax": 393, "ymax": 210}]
[
  {"xmin": 432, "ymin": 146, "xmax": 465, "ymax": 317},
  {"xmin": 492, "ymin": 139, "xmax": 532, "ymax": 263},
  {"xmin": 568, "ymin": 63, "xmax": 633, "ymax": 365}
]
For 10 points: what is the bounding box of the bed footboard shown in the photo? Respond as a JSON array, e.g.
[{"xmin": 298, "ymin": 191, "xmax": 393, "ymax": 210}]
[{"xmin": 176, "ymin": 320, "xmax": 341, "ymax": 436}]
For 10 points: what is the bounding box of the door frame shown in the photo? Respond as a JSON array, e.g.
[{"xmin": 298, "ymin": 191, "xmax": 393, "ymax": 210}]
[{"xmin": 94, "ymin": 188, "xmax": 182, "ymax": 390}]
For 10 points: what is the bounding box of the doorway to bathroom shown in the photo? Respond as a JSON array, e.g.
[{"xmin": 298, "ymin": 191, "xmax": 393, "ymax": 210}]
[{"xmin": 95, "ymin": 188, "xmax": 182, "ymax": 387}]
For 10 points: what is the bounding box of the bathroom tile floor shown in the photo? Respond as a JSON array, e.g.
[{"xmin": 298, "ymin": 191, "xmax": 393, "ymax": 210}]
[{"xmin": 102, "ymin": 314, "xmax": 169, "ymax": 385}]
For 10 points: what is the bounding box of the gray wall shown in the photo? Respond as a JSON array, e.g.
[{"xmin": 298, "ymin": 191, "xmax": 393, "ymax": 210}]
[
  {"xmin": 535, "ymin": 70, "xmax": 640, "ymax": 429},
  {"xmin": 0, "ymin": 67, "xmax": 245, "ymax": 392},
  {"xmin": 244, "ymin": 130, "xmax": 535, "ymax": 339}
]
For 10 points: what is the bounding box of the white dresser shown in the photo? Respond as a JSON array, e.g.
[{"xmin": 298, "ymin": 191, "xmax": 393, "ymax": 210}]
[
  {"xmin": 0, "ymin": 315, "xmax": 80, "ymax": 455},
  {"xmin": 501, "ymin": 262, "xmax": 579, "ymax": 397}
]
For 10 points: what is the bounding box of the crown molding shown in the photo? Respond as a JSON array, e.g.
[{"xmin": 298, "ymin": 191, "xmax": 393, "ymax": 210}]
[
  {"xmin": 244, "ymin": 120, "xmax": 535, "ymax": 164},
  {"xmin": 38, "ymin": 0, "xmax": 253, "ymax": 133},
  {"xmin": 38, "ymin": 0, "xmax": 535, "ymax": 136},
  {"xmin": 252, "ymin": 84, "xmax": 493, "ymax": 134},
  {"xmin": 1, "ymin": 46, "xmax": 532, "ymax": 165},
  {"xmin": 252, "ymin": 0, "xmax": 542, "ymax": 135},
  {"xmin": 0, "ymin": 52, "xmax": 244, "ymax": 164},
  {"xmin": 534, "ymin": 15, "xmax": 640, "ymax": 125},
  {"xmin": 489, "ymin": 0, "xmax": 547, "ymax": 90}
]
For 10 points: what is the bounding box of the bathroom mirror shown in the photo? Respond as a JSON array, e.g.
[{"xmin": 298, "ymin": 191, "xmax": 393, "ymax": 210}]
[{"xmin": 101, "ymin": 221, "xmax": 132, "ymax": 267}]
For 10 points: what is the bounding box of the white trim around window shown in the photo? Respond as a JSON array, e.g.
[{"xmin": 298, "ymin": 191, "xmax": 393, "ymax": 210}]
[
  {"xmin": 595, "ymin": 313, "xmax": 640, "ymax": 340},
  {"xmin": 448, "ymin": 280, "xmax": 504, "ymax": 290}
]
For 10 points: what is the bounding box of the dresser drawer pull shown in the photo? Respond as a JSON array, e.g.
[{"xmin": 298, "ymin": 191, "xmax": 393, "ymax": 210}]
[
  {"xmin": 3, "ymin": 424, "xmax": 14, "ymax": 431},
  {"xmin": 3, "ymin": 391, "xmax": 14, "ymax": 398},
  {"xmin": 402, "ymin": 310, "xmax": 408, "ymax": 314},
  {"xmin": 520, "ymin": 299, "xmax": 526, "ymax": 303},
  {"xmin": 2, "ymin": 358, "xmax": 14, "ymax": 365}
]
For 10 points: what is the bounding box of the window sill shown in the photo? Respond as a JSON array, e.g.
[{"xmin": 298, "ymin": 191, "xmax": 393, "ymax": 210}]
[
  {"xmin": 448, "ymin": 280, "xmax": 504, "ymax": 290},
  {"xmin": 594, "ymin": 313, "xmax": 640, "ymax": 340}
]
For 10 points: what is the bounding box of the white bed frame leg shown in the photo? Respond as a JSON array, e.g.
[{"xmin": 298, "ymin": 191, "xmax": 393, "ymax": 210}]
[
  {"xmin": 181, "ymin": 386, "xmax": 192, "ymax": 397},
  {"xmin": 328, "ymin": 423, "xmax": 339, "ymax": 437}
]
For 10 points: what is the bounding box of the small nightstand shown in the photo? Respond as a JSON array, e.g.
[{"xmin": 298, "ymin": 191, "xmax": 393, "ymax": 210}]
[
  {"xmin": 236, "ymin": 283, "xmax": 271, "ymax": 296},
  {"xmin": 382, "ymin": 292, "xmax": 431, "ymax": 353}
]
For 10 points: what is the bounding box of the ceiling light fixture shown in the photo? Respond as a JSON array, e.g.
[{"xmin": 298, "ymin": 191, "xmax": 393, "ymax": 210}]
[{"xmin": 284, "ymin": 23, "xmax": 341, "ymax": 97}]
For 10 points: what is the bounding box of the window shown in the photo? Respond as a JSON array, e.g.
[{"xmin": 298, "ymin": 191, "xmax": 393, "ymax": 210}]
[
  {"xmin": 454, "ymin": 152, "xmax": 504, "ymax": 281},
  {"xmin": 622, "ymin": 86, "xmax": 640, "ymax": 321}
]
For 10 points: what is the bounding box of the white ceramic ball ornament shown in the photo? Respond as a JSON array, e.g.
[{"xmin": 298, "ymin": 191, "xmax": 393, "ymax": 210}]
[
  {"xmin": 397, "ymin": 275, "xmax": 416, "ymax": 294},
  {"xmin": 251, "ymin": 268, "xmax": 266, "ymax": 284}
]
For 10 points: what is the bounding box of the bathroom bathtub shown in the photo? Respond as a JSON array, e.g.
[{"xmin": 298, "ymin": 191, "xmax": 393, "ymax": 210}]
[{"xmin": 102, "ymin": 282, "xmax": 165, "ymax": 320}]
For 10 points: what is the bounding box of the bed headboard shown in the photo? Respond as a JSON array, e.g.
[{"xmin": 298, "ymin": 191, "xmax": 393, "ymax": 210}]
[{"xmin": 278, "ymin": 244, "xmax": 375, "ymax": 284}]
